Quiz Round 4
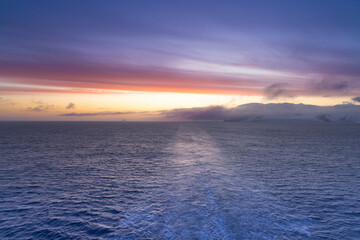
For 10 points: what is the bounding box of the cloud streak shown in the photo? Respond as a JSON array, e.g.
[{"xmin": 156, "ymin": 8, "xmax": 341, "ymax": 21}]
[
  {"xmin": 162, "ymin": 106, "xmax": 227, "ymax": 120},
  {"xmin": 59, "ymin": 111, "xmax": 143, "ymax": 117},
  {"xmin": 0, "ymin": 60, "xmax": 262, "ymax": 95}
]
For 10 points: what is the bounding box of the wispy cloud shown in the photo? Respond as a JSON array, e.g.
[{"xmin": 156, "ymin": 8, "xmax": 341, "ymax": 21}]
[
  {"xmin": 0, "ymin": 97, "xmax": 15, "ymax": 106},
  {"xmin": 263, "ymin": 83, "xmax": 294, "ymax": 100}
]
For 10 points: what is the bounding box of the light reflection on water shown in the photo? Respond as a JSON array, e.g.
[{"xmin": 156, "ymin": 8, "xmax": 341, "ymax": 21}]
[{"xmin": 0, "ymin": 122, "xmax": 359, "ymax": 239}]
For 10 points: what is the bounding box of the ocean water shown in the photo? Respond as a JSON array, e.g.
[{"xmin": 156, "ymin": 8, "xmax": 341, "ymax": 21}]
[{"xmin": 0, "ymin": 122, "xmax": 359, "ymax": 240}]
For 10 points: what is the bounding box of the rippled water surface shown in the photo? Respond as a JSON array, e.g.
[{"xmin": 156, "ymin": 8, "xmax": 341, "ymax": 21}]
[{"xmin": 0, "ymin": 122, "xmax": 359, "ymax": 239}]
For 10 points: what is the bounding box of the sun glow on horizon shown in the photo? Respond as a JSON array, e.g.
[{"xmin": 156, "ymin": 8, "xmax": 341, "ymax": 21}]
[
  {"xmin": 1, "ymin": 87, "xmax": 354, "ymax": 121},
  {"xmin": 1, "ymin": 1, "xmax": 360, "ymax": 120}
]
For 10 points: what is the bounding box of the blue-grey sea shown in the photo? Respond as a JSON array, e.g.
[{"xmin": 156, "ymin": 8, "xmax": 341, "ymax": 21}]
[{"xmin": 0, "ymin": 122, "xmax": 359, "ymax": 239}]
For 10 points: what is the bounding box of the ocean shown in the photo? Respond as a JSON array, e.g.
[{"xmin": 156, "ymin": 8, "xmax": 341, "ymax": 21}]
[{"xmin": 0, "ymin": 122, "xmax": 359, "ymax": 239}]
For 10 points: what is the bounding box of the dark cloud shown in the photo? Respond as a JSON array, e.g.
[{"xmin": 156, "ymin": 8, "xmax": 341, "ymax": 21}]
[
  {"xmin": 352, "ymin": 96, "xmax": 360, "ymax": 103},
  {"xmin": 26, "ymin": 106, "xmax": 45, "ymax": 112},
  {"xmin": 314, "ymin": 79, "xmax": 348, "ymax": 91},
  {"xmin": 316, "ymin": 114, "xmax": 331, "ymax": 123},
  {"xmin": 66, "ymin": 102, "xmax": 75, "ymax": 109},
  {"xmin": 264, "ymin": 83, "xmax": 294, "ymax": 100}
]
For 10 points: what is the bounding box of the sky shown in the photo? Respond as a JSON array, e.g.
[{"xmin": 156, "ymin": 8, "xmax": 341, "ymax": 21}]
[{"xmin": 1, "ymin": 0, "xmax": 360, "ymax": 120}]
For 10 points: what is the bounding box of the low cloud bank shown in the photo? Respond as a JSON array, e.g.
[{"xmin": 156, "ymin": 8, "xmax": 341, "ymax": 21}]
[{"xmin": 162, "ymin": 103, "xmax": 360, "ymax": 123}]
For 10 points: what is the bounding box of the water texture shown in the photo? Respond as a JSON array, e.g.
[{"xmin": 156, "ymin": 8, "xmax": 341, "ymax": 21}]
[{"xmin": 0, "ymin": 122, "xmax": 359, "ymax": 239}]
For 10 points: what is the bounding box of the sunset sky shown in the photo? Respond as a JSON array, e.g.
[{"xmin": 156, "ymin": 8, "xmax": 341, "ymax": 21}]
[{"xmin": 1, "ymin": 0, "xmax": 360, "ymax": 120}]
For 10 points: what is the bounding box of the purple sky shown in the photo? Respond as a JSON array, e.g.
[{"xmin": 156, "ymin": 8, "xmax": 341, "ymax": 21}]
[{"xmin": 1, "ymin": 0, "xmax": 360, "ymax": 97}]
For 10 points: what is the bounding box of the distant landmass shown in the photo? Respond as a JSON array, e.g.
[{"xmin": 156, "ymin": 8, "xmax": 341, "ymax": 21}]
[{"xmin": 163, "ymin": 103, "xmax": 360, "ymax": 123}]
